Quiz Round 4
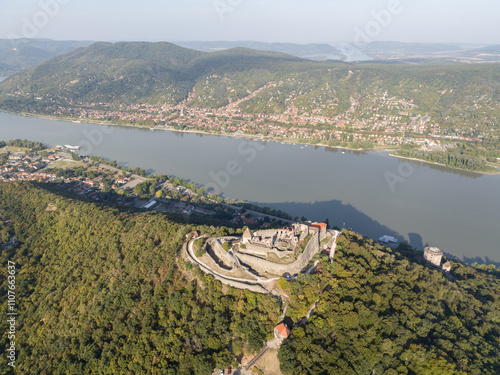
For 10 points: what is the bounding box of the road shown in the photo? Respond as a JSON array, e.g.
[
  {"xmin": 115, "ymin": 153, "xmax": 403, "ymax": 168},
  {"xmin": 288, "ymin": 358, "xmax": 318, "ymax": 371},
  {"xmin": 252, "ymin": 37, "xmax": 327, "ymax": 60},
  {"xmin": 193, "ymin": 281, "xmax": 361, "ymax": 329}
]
[
  {"xmin": 97, "ymin": 161, "xmax": 295, "ymax": 224},
  {"xmin": 304, "ymin": 260, "xmax": 319, "ymax": 275}
]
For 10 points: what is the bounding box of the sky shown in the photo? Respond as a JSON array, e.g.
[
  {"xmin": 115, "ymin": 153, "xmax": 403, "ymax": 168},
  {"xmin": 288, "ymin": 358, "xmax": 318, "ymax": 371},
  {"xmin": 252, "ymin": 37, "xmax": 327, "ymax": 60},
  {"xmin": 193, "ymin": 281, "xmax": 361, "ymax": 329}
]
[{"xmin": 0, "ymin": 0, "xmax": 499, "ymax": 45}]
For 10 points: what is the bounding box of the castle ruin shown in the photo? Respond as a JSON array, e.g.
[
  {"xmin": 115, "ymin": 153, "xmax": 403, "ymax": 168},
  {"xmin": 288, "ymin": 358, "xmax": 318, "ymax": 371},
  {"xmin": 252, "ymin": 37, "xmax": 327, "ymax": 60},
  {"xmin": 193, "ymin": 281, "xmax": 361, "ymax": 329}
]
[
  {"xmin": 186, "ymin": 222, "xmax": 341, "ymax": 294},
  {"xmin": 424, "ymin": 246, "xmax": 444, "ymax": 267}
]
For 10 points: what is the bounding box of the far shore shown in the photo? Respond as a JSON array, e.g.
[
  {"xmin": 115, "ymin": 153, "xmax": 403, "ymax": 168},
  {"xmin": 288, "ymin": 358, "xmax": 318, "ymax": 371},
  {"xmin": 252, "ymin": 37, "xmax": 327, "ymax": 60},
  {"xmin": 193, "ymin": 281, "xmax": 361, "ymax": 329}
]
[
  {"xmin": 389, "ymin": 153, "xmax": 500, "ymax": 175},
  {"xmin": 4, "ymin": 108, "xmax": 498, "ymax": 175},
  {"xmin": 0, "ymin": 108, "xmax": 398, "ymax": 153}
]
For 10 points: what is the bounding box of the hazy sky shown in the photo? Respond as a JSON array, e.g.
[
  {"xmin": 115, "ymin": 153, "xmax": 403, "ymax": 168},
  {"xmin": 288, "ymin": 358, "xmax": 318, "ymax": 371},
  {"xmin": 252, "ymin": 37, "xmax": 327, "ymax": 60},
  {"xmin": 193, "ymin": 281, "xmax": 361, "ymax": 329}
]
[{"xmin": 1, "ymin": 0, "xmax": 499, "ymax": 45}]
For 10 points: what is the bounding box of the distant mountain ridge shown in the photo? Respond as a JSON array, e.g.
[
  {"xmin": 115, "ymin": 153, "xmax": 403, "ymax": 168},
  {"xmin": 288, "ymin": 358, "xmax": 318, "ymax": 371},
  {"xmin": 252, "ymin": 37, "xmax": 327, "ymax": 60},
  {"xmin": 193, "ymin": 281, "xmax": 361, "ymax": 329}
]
[
  {"xmin": 362, "ymin": 41, "xmax": 464, "ymax": 55},
  {"xmin": 0, "ymin": 38, "xmax": 93, "ymax": 73},
  {"xmin": 0, "ymin": 39, "xmax": 497, "ymax": 75},
  {"xmin": 176, "ymin": 40, "xmax": 344, "ymax": 61},
  {"xmin": 360, "ymin": 41, "xmax": 500, "ymax": 63}
]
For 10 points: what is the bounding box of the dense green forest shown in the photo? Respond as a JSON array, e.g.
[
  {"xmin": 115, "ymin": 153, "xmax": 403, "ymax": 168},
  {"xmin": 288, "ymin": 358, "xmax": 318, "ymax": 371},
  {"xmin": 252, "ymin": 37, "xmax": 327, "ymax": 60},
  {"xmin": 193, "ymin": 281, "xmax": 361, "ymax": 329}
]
[
  {"xmin": 1, "ymin": 182, "xmax": 499, "ymax": 374},
  {"xmin": 0, "ymin": 182, "xmax": 279, "ymax": 374},
  {"xmin": 395, "ymin": 149, "xmax": 490, "ymax": 172},
  {"xmin": 278, "ymin": 234, "xmax": 500, "ymax": 375}
]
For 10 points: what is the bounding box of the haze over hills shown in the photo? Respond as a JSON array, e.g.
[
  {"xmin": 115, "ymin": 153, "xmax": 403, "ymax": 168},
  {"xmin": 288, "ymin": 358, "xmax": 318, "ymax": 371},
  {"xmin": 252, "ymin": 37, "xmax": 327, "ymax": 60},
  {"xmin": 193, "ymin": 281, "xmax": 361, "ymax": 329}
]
[
  {"xmin": 174, "ymin": 40, "xmax": 500, "ymax": 63},
  {"xmin": 361, "ymin": 41, "xmax": 500, "ymax": 63},
  {"xmin": 0, "ymin": 38, "xmax": 93, "ymax": 74},
  {"xmin": 175, "ymin": 40, "xmax": 344, "ymax": 61},
  {"xmin": 0, "ymin": 39, "xmax": 498, "ymax": 76}
]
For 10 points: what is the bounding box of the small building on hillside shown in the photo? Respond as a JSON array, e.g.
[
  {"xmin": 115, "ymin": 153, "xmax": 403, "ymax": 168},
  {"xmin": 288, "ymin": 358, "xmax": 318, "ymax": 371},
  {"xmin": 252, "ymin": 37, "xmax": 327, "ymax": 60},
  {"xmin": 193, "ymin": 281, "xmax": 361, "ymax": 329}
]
[
  {"xmin": 424, "ymin": 246, "xmax": 444, "ymax": 267},
  {"xmin": 274, "ymin": 323, "xmax": 291, "ymax": 340},
  {"xmin": 442, "ymin": 261, "xmax": 452, "ymax": 272}
]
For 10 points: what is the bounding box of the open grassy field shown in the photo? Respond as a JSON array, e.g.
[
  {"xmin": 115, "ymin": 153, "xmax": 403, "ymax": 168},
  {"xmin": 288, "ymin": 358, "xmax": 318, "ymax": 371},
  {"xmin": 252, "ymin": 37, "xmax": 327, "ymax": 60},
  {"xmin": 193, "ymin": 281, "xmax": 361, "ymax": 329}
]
[
  {"xmin": 0, "ymin": 146, "xmax": 29, "ymax": 154},
  {"xmin": 48, "ymin": 159, "xmax": 89, "ymax": 170}
]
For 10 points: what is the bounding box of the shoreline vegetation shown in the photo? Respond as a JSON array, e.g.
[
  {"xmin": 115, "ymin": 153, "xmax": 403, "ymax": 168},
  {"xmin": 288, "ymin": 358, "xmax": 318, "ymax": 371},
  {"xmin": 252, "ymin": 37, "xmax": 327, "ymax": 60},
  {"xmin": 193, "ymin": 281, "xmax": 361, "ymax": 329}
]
[
  {"xmin": 389, "ymin": 153, "xmax": 500, "ymax": 175},
  {"xmin": 5, "ymin": 109, "xmax": 499, "ymax": 175},
  {"xmin": 392, "ymin": 149, "xmax": 499, "ymax": 174}
]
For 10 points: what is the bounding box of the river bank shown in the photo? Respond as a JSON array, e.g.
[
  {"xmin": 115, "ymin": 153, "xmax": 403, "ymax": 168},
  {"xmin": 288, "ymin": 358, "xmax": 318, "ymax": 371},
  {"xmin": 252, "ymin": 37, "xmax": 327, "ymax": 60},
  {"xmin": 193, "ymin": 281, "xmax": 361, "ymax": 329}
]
[
  {"xmin": 1, "ymin": 109, "xmax": 499, "ymax": 263},
  {"xmin": 7, "ymin": 108, "xmax": 499, "ymax": 175},
  {"xmin": 0, "ymin": 108, "xmax": 394, "ymax": 153},
  {"xmin": 389, "ymin": 153, "xmax": 500, "ymax": 175}
]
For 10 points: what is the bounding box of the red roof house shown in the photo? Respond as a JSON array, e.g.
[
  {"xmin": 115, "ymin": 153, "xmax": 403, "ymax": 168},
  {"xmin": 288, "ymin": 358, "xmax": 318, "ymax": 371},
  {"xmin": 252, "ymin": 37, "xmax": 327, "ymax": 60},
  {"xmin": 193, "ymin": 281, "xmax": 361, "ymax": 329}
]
[{"xmin": 274, "ymin": 323, "xmax": 291, "ymax": 340}]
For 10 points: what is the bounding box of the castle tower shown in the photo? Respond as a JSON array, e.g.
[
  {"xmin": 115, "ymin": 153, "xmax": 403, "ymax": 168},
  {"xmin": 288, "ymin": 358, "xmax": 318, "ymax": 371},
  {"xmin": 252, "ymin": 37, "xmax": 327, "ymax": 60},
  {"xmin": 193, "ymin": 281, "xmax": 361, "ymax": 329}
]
[
  {"xmin": 242, "ymin": 227, "xmax": 253, "ymax": 244},
  {"xmin": 424, "ymin": 247, "xmax": 443, "ymax": 267}
]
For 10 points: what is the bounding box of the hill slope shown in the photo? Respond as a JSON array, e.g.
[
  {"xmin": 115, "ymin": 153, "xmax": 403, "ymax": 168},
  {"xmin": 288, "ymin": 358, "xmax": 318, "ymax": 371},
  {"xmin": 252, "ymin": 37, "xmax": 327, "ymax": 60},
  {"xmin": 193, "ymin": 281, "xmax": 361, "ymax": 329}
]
[
  {"xmin": 278, "ymin": 233, "xmax": 500, "ymax": 374},
  {"xmin": 0, "ymin": 41, "xmax": 305, "ymax": 105},
  {"xmin": 0, "ymin": 41, "xmax": 498, "ymax": 134},
  {"xmin": 0, "ymin": 182, "xmax": 279, "ymax": 374},
  {"xmin": 0, "ymin": 182, "xmax": 499, "ymax": 373}
]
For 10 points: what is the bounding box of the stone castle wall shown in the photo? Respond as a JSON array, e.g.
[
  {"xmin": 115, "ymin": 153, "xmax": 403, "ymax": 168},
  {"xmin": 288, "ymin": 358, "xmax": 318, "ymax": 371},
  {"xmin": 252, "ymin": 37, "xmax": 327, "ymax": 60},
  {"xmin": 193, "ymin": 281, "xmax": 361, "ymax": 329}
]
[
  {"xmin": 239, "ymin": 243, "xmax": 291, "ymax": 259},
  {"xmin": 187, "ymin": 243, "xmax": 268, "ymax": 294},
  {"xmin": 210, "ymin": 274, "xmax": 268, "ymax": 294},
  {"xmin": 236, "ymin": 231, "xmax": 320, "ymax": 276},
  {"xmin": 211, "ymin": 239, "xmax": 235, "ymax": 268}
]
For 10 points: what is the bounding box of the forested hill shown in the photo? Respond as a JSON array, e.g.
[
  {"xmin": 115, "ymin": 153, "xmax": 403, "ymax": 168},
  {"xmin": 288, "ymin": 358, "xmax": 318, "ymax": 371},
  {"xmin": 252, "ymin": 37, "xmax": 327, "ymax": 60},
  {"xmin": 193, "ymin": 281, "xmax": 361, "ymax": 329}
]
[
  {"xmin": 0, "ymin": 39, "xmax": 93, "ymax": 74},
  {"xmin": 278, "ymin": 235, "xmax": 500, "ymax": 374},
  {"xmin": 0, "ymin": 182, "xmax": 279, "ymax": 374},
  {"xmin": 1, "ymin": 182, "xmax": 499, "ymax": 374},
  {"xmin": 0, "ymin": 41, "xmax": 498, "ymax": 132},
  {"xmin": 0, "ymin": 41, "xmax": 304, "ymax": 105}
]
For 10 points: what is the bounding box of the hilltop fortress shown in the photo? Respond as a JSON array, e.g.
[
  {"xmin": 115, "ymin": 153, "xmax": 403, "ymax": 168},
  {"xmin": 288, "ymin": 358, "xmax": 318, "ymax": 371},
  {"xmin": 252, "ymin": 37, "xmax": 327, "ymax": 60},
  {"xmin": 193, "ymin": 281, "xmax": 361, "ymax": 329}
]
[{"xmin": 186, "ymin": 222, "xmax": 339, "ymax": 294}]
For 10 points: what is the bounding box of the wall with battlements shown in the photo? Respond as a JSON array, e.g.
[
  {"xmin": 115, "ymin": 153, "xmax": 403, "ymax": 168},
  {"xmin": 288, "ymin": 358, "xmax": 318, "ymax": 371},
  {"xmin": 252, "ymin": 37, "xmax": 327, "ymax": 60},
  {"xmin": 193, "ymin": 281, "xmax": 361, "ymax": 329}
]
[
  {"xmin": 186, "ymin": 243, "xmax": 268, "ymax": 294},
  {"xmin": 236, "ymin": 231, "xmax": 320, "ymax": 276},
  {"xmin": 238, "ymin": 243, "xmax": 292, "ymax": 259}
]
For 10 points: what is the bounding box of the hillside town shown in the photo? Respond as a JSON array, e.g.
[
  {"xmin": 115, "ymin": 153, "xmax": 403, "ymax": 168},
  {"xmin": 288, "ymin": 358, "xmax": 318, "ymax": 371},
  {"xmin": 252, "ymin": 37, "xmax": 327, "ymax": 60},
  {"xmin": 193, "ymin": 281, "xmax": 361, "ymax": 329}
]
[{"xmin": 8, "ymin": 83, "xmax": 490, "ymax": 150}]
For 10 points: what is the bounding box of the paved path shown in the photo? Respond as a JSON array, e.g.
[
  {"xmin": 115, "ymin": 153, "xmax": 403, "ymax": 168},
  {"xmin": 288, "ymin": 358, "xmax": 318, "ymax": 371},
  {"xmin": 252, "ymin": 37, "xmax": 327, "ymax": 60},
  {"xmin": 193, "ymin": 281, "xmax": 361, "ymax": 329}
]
[
  {"xmin": 305, "ymin": 260, "xmax": 319, "ymax": 275},
  {"xmin": 280, "ymin": 300, "xmax": 289, "ymax": 321},
  {"xmin": 245, "ymin": 347, "xmax": 270, "ymax": 371}
]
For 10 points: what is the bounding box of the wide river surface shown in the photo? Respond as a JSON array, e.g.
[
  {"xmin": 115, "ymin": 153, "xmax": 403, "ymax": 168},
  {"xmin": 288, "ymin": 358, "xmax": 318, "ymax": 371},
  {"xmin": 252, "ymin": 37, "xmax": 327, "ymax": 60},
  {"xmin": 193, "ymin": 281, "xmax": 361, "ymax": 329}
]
[{"xmin": 1, "ymin": 111, "xmax": 499, "ymax": 264}]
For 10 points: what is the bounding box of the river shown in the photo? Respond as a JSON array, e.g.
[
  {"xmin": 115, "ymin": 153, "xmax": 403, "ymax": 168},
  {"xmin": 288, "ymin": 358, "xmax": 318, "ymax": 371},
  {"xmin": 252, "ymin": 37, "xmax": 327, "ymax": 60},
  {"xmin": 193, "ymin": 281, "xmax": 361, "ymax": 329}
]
[{"xmin": 0, "ymin": 110, "xmax": 499, "ymax": 264}]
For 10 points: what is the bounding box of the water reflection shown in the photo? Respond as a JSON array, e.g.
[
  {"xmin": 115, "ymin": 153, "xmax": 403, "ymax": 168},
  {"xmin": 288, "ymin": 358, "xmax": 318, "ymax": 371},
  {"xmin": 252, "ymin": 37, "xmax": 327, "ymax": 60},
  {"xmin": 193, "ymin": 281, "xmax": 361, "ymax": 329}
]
[
  {"xmin": 257, "ymin": 199, "xmax": 499, "ymax": 266},
  {"xmin": 400, "ymin": 157, "xmax": 483, "ymax": 179},
  {"xmin": 0, "ymin": 113, "xmax": 498, "ymax": 263}
]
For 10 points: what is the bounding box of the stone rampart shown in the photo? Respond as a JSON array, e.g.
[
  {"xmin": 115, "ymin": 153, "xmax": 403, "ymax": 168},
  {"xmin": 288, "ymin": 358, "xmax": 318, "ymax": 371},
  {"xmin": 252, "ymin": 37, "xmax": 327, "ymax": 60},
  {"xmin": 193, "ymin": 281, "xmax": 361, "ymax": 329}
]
[
  {"xmin": 239, "ymin": 243, "xmax": 290, "ymax": 259},
  {"xmin": 210, "ymin": 273, "xmax": 268, "ymax": 294},
  {"xmin": 186, "ymin": 241, "xmax": 268, "ymax": 294},
  {"xmin": 211, "ymin": 239, "xmax": 235, "ymax": 268},
  {"xmin": 236, "ymin": 232, "xmax": 320, "ymax": 276}
]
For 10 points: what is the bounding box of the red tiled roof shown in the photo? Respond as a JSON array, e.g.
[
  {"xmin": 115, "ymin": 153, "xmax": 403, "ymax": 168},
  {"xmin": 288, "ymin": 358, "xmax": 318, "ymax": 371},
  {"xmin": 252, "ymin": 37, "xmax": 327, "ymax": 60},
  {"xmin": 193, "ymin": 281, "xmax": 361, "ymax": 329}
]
[
  {"xmin": 310, "ymin": 223, "xmax": 327, "ymax": 230},
  {"xmin": 276, "ymin": 323, "xmax": 290, "ymax": 338}
]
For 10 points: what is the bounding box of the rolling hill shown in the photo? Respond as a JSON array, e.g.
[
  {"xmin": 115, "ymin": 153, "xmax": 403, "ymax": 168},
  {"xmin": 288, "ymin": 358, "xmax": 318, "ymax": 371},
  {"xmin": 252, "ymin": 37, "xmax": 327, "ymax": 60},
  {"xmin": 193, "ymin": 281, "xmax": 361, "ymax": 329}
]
[{"xmin": 0, "ymin": 41, "xmax": 498, "ymax": 134}]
